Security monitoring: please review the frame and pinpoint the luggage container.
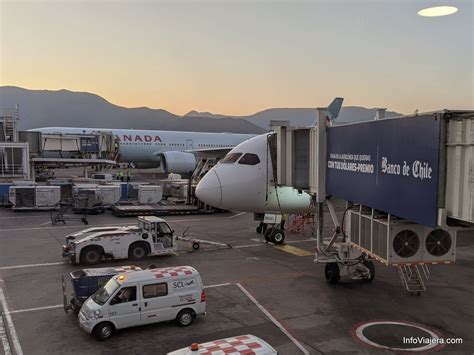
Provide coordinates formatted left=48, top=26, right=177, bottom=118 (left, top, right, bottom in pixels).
left=72, top=184, right=120, bottom=208
left=62, top=265, right=142, bottom=313
left=0, top=183, right=12, bottom=206
left=9, top=185, right=61, bottom=210
left=137, top=185, right=162, bottom=204
left=90, top=173, right=113, bottom=181
left=96, top=184, right=121, bottom=205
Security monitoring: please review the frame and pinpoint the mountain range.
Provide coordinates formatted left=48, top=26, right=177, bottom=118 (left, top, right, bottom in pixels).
left=0, top=86, right=402, bottom=133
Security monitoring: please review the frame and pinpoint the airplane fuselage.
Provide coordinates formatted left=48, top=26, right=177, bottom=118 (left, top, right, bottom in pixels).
left=32, top=127, right=256, bottom=164
left=196, top=133, right=317, bottom=214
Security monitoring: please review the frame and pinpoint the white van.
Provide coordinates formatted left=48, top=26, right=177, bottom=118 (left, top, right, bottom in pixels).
left=168, top=334, right=278, bottom=354
left=79, top=266, right=206, bottom=340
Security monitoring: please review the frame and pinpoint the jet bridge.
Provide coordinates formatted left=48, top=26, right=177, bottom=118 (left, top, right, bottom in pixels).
left=271, top=109, right=474, bottom=293
left=1, top=107, right=119, bottom=182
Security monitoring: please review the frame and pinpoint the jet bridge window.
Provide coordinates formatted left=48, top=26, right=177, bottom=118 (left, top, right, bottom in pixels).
left=220, top=153, right=242, bottom=164
left=238, top=153, right=260, bottom=166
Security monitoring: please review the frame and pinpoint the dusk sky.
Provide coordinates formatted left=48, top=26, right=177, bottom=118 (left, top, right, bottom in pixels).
left=1, top=0, right=472, bottom=116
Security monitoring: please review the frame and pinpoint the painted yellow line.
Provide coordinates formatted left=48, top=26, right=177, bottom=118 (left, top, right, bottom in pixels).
left=274, top=244, right=313, bottom=257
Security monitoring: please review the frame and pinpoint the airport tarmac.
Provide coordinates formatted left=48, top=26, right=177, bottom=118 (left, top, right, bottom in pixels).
left=0, top=206, right=473, bottom=354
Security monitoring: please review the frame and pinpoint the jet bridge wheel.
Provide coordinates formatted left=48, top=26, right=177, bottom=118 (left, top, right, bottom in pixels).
left=362, top=259, right=375, bottom=282
left=325, top=263, right=340, bottom=284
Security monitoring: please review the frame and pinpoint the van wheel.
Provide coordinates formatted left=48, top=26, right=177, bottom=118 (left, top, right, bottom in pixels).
left=176, top=309, right=194, bottom=327
left=93, top=322, right=114, bottom=341
left=129, top=243, right=147, bottom=260
left=80, top=246, right=102, bottom=265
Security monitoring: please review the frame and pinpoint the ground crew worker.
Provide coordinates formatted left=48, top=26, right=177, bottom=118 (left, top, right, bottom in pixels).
left=126, top=171, right=131, bottom=182
left=117, top=171, right=124, bottom=181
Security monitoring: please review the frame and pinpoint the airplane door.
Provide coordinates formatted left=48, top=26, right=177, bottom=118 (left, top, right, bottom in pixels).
left=186, top=139, right=194, bottom=150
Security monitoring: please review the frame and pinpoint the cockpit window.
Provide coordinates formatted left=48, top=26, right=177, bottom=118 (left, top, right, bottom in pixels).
left=220, top=153, right=242, bottom=164
left=238, top=153, right=260, bottom=166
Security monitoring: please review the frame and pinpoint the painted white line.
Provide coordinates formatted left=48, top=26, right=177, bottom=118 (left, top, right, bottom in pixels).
left=0, top=262, right=67, bottom=271
left=0, top=238, right=317, bottom=271
left=203, top=283, right=231, bottom=289
left=0, top=216, right=49, bottom=219
left=0, top=280, right=23, bottom=355
left=0, top=213, right=246, bottom=233
left=236, top=283, right=309, bottom=355
left=234, top=243, right=264, bottom=249
left=7, top=305, right=63, bottom=315
left=0, top=222, right=133, bottom=233
left=287, top=238, right=316, bottom=244
left=227, top=212, right=247, bottom=219
left=169, top=215, right=245, bottom=224
left=0, top=315, right=12, bottom=355
left=234, top=238, right=316, bottom=249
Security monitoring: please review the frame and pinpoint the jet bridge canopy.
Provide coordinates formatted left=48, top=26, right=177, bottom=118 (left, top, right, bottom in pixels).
left=273, top=110, right=474, bottom=229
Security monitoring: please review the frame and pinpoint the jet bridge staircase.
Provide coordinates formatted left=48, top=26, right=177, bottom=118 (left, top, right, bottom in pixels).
left=397, top=264, right=430, bottom=295
left=192, top=158, right=217, bottom=183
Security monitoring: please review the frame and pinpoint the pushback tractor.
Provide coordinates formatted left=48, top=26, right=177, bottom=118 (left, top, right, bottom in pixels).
left=62, top=216, right=177, bottom=265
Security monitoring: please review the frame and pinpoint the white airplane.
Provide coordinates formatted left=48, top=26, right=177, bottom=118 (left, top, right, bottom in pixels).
left=195, top=98, right=344, bottom=244
left=31, top=127, right=256, bottom=173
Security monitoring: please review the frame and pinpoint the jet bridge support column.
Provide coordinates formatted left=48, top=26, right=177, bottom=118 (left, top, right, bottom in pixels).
left=313, top=108, right=328, bottom=254
left=309, top=108, right=375, bottom=284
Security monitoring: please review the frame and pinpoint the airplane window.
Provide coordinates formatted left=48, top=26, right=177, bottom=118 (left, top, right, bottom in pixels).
left=220, top=153, right=242, bottom=164
left=238, top=153, right=260, bottom=166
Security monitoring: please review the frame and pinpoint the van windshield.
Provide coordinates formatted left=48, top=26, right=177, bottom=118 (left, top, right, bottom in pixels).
left=92, top=278, right=120, bottom=305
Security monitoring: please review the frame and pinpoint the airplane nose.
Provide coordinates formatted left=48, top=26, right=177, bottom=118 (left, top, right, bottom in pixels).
left=196, top=170, right=222, bottom=208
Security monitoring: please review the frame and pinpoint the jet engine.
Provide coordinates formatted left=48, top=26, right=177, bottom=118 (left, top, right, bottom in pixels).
left=158, top=151, right=197, bottom=174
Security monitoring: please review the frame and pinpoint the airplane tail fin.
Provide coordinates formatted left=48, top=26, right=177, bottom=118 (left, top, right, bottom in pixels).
left=312, top=97, right=344, bottom=127
left=327, top=97, right=344, bottom=121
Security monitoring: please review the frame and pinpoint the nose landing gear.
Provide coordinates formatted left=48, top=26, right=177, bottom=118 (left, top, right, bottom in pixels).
left=263, top=228, right=285, bottom=244
left=255, top=214, right=286, bottom=245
